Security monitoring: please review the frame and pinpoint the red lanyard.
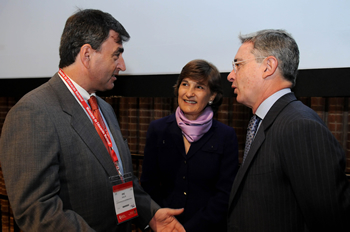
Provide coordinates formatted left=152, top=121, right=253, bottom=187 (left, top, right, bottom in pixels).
left=58, top=69, right=119, bottom=163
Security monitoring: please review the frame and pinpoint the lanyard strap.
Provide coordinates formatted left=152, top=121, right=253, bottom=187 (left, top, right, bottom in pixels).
left=58, top=69, right=124, bottom=181
left=59, top=69, right=113, bottom=150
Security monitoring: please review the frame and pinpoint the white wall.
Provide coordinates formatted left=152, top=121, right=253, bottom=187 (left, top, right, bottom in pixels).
left=0, top=0, right=349, bottom=78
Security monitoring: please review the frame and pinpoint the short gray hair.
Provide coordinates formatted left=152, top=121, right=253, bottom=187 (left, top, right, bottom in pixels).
left=239, top=29, right=299, bottom=87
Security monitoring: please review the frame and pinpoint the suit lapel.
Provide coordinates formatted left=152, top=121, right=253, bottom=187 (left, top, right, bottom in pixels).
left=228, top=93, right=298, bottom=209
left=49, top=74, right=118, bottom=177
left=228, top=125, right=266, bottom=208
left=98, top=99, right=131, bottom=173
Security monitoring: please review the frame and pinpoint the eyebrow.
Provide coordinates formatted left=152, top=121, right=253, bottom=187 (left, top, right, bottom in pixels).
left=183, top=78, right=207, bottom=86
left=112, top=47, right=124, bottom=56
left=196, top=80, right=208, bottom=85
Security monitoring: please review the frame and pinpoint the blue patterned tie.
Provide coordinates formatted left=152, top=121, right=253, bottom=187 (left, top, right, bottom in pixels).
left=242, top=115, right=261, bottom=164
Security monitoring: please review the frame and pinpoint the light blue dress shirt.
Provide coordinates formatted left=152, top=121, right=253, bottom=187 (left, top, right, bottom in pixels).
left=255, top=88, right=291, bottom=133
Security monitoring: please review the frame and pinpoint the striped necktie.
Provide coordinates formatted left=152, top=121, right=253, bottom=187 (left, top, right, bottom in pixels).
left=242, top=114, right=261, bottom=164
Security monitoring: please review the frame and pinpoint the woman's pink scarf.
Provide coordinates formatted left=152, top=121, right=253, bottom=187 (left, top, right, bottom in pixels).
left=175, top=106, right=213, bottom=143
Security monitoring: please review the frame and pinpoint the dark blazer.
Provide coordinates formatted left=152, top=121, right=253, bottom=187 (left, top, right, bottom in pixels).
left=227, top=93, right=350, bottom=232
left=141, top=113, right=239, bottom=232
left=0, top=73, right=160, bottom=232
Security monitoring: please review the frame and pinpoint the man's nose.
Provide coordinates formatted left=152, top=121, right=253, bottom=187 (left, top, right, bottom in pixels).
left=117, top=55, right=126, bottom=71
left=227, top=70, right=236, bottom=82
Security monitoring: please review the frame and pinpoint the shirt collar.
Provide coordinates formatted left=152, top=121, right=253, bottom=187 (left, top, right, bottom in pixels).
left=255, top=88, right=291, bottom=120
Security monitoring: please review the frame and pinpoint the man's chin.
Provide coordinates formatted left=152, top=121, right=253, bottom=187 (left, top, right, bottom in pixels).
left=108, top=83, right=115, bottom=90
left=236, top=95, right=243, bottom=104
left=98, top=83, right=115, bottom=93
left=108, top=78, right=116, bottom=89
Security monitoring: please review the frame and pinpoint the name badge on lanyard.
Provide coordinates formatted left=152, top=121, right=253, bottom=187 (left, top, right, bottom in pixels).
left=110, top=173, right=138, bottom=224
left=59, top=69, right=137, bottom=223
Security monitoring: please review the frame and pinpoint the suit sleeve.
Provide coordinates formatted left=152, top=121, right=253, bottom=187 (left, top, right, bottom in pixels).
left=122, top=135, right=161, bottom=229
left=183, top=126, right=239, bottom=231
left=0, top=98, right=95, bottom=231
left=131, top=175, right=161, bottom=228
left=100, top=101, right=161, bottom=229
left=280, top=118, right=350, bottom=231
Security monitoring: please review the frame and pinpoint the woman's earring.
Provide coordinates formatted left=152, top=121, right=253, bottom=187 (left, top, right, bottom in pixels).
left=208, top=100, right=213, bottom=105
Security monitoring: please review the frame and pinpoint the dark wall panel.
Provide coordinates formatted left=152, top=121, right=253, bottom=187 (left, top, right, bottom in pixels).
left=1, top=68, right=349, bottom=98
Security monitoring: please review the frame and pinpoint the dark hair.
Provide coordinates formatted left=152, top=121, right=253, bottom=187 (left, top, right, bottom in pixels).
left=239, top=29, right=299, bottom=87
left=174, top=59, right=223, bottom=114
left=59, top=9, right=130, bottom=68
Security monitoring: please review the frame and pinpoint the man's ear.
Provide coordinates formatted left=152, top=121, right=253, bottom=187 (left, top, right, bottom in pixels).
left=80, top=44, right=93, bottom=69
left=262, top=56, right=278, bottom=79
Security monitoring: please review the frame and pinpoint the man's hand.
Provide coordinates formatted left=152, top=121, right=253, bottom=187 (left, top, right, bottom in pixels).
left=149, top=208, right=185, bottom=232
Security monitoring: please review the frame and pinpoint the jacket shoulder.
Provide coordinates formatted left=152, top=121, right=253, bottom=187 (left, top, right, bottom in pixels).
left=149, top=114, right=175, bottom=127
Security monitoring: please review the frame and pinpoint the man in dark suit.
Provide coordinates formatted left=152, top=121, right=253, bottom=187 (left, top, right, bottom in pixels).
left=0, top=9, right=184, bottom=232
left=226, top=29, right=350, bottom=231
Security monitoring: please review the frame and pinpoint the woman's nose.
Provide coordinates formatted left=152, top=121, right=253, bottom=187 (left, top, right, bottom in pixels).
left=186, top=87, right=195, bottom=97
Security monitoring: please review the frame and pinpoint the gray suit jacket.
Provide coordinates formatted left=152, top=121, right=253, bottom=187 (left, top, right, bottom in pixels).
left=227, top=93, right=350, bottom=232
left=0, top=73, right=160, bottom=231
